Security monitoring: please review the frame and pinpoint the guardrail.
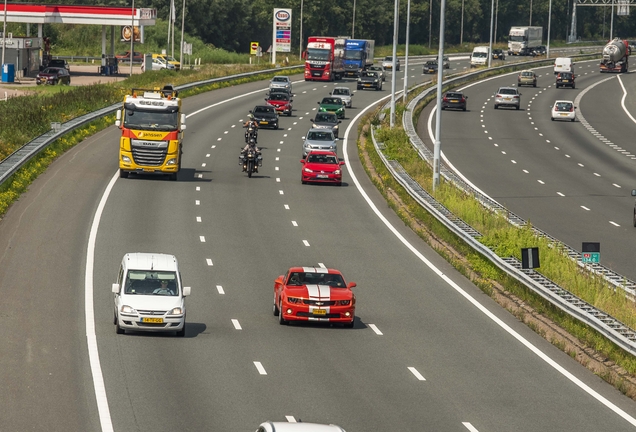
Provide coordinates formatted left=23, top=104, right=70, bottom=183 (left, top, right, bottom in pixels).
left=370, top=52, right=636, bottom=356
left=0, top=64, right=302, bottom=186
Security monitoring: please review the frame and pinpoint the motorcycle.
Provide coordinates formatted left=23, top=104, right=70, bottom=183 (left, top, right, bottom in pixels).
left=239, top=145, right=262, bottom=178
left=244, top=126, right=258, bottom=143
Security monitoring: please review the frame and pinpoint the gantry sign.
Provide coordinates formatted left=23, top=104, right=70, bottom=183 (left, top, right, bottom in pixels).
left=569, top=0, right=631, bottom=42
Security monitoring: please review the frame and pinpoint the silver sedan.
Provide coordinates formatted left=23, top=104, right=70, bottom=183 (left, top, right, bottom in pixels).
left=270, top=75, right=292, bottom=92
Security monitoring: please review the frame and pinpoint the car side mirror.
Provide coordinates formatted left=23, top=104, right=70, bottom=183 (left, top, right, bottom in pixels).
left=183, top=286, right=191, bottom=296
left=347, top=282, right=357, bottom=288
left=112, top=283, right=120, bottom=294
left=300, top=159, right=305, bottom=164
left=339, top=161, right=345, bottom=166
left=275, top=276, right=284, bottom=284
left=317, top=102, right=321, bottom=104
left=264, top=98, right=267, bottom=101
left=338, top=120, right=342, bottom=124
left=290, top=99, right=293, bottom=102
left=249, top=110, right=253, bottom=113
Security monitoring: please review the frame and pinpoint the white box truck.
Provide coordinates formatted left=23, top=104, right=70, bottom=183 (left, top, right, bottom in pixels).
left=508, top=26, right=543, bottom=56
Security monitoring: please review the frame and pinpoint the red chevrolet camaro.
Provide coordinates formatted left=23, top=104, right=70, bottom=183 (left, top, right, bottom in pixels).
left=300, top=151, right=344, bottom=186
left=273, top=267, right=356, bottom=327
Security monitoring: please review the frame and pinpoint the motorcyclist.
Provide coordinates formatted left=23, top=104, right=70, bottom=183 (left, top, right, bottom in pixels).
left=240, top=138, right=261, bottom=172
left=243, top=114, right=259, bottom=143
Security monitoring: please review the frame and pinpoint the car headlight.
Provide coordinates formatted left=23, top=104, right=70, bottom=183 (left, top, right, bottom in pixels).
left=357, top=78, right=361, bottom=82
left=334, top=170, right=341, bottom=175
left=333, top=125, right=339, bottom=130
left=312, top=123, right=318, bottom=128
left=168, top=307, right=184, bottom=315
left=122, top=155, right=131, bottom=163
left=166, top=158, right=177, bottom=166
left=121, top=305, right=137, bottom=314
left=287, top=297, right=303, bottom=304
left=374, top=79, right=378, bottom=82
left=335, top=299, right=350, bottom=305
left=304, top=167, right=313, bottom=173
left=337, top=107, right=343, bottom=112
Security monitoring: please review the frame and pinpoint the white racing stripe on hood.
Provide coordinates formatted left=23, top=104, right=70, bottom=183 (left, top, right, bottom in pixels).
left=305, top=285, right=331, bottom=300
left=302, top=266, right=316, bottom=273
left=305, top=284, right=320, bottom=299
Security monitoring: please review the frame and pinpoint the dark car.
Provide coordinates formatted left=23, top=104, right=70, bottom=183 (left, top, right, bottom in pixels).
left=492, top=49, right=506, bottom=60
left=311, top=112, right=341, bottom=138
left=36, top=67, right=71, bottom=85
left=356, top=70, right=382, bottom=91
left=267, top=87, right=293, bottom=98
left=556, top=71, right=575, bottom=89
left=534, top=45, right=547, bottom=56
left=441, top=91, right=467, bottom=111
left=116, top=51, right=143, bottom=63
left=424, top=60, right=438, bottom=74
left=47, top=59, right=70, bottom=72
left=250, top=105, right=279, bottom=129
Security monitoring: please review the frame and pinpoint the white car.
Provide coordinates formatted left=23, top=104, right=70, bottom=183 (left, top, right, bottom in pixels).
left=256, top=422, right=346, bottom=432
left=112, top=253, right=191, bottom=337
left=330, top=87, right=353, bottom=108
left=151, top=57, right=175, bottom=70
left=381, top=55, right=400, bottom=71
left=551, top=100, right=576, bottom=122
left=270, top=75, right=292, bottom=92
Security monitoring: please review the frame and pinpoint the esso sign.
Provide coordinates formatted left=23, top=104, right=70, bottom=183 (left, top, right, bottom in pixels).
left=275, top=10, right=290, bottom=21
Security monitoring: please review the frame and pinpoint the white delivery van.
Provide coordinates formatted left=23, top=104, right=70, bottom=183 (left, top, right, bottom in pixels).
left=554, top=57, right=574, bottom=74
left=112, top=253, right=191, bottom=337
left=470, top=46, right=490, bottom=68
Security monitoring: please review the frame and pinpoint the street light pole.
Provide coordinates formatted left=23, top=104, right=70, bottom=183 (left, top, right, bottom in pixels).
left=488, top=0, right=494, bottom=68
left=402, top=0, right=411, bottom=104
left=529, top=0, right=533, bottom=26
left=610, top=0, right=615, bottom=40
left=433, top=0, right=446, bottom=190
left=130, top=0, right=134, bottom=76
left=1, top=0, right=7, bottom=68
left=179, top=0, right=185, bottom=67
left=352, top=0, right=356, bottom=39
left=428, top=0, right=432, bottom=49
left=460, top=0, right=464, bottom=46
left=299, top=0, right=303, bottom=57
left=546, top=0, right=552, bottom=59
left=390, top=0, right=399, bottom=128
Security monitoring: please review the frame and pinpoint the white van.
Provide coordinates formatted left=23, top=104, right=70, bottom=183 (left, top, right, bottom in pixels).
left=554, top=57, right=574, bottom=74
left=112, top=253, right=191, bottom=337
left=470, top=46, right=490, bottom=68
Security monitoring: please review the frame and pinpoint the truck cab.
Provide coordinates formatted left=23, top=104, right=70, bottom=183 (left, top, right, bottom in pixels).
left=470, top=47, right=490, bottom=68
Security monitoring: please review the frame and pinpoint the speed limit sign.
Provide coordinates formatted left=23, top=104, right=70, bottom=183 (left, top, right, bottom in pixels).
left=250, top=42, right=259, bottom=55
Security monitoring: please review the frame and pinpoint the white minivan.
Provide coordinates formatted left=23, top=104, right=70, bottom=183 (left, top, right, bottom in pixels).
left=112, top=253, right=191, bottom=337
left=470, top=46, right=490, bottom=68
left=554, top=57, right=574, bottom=74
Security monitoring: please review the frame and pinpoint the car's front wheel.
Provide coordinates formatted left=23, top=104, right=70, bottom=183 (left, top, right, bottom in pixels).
left=176, top=322, right=186, bottom=337
left=278, top=301, right=288, bottom=325
left=273, top=297, right=280, bottom=316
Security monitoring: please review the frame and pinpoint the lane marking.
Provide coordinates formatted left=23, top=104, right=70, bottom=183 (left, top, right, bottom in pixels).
left=216, top=285, right=225, bottom=294
left=408, top=367, right=426, bottom=381
left=610, top=221, right=620, bottom=227
left=206, top=259, right=213, bottom=266
left=279, top=190, right=284, bottom=195
left=286, top=416, right=297, bottom=423
left=196, top=186, right=200, bottom=191
left=232, top=319, right=242, bottom=330
left=284, top=204, right=290, bottom=209
left=463, top=423, right=480, bottom=432
left=254, top=361, right=267, bottom=375
left=195, top=200, right=200, bottom=205
left=196, top=217, right=202, bottom=222
left=318, top=262, right=326, bottom=268
left=369, top=324, right=383, bottom=335
left=292, top=221, right=298, bottom=226
left=200, top=236, right=206, bottom=242
left=581, top=206, right=590, bottom=211
left=206, top=154, right=210, bottom=157
left=303, top=240, right=310, bottom=246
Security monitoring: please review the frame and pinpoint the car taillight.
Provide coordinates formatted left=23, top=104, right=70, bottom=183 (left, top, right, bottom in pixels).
left=496, top=94, right=502, bottom=98
left=570, top=107, right=574, bottom=112
left=443, top=97, right=448, bottom=102
left=461, top=97, right=465, bottom=102
left=513, top=95, right=519, bottom=99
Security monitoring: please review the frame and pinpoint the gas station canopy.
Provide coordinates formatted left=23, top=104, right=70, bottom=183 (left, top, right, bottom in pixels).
left=0, top=4, right=156, bottom=26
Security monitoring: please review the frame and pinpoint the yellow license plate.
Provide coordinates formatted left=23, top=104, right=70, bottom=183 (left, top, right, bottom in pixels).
left=560, top=113, right=568, bottom=116
left=563, top=80, right=569, bottom=82
left=141, top=317, right=164, bottom=323
left=450, top=100, right=459, bottom=103
left=312, top=309, right=326, bottom=315
left=260, top=121, right=268, bottom=125
left=143, top=169, right=155, bottom=172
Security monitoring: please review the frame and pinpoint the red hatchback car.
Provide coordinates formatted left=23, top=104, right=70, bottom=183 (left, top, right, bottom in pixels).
left=265, top=92, right=293, bottom=116
left=300, top=151, right=344, bottom=186
left=273, top=267, right=357, bottom=327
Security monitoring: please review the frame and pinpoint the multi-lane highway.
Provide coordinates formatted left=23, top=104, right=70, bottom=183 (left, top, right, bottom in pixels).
left=420, top=60, right=636, bottom=282
left=3, top=54, right=636, bottom=431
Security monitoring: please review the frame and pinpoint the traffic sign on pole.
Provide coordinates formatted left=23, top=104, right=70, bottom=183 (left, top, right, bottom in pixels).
left=250, top=42, right=259, bottom=55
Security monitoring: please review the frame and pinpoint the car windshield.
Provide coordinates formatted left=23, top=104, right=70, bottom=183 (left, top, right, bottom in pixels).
left=42, top=68, right=60, bottom=74
left=123, top=107, right=179, bottom=131
left=307, top=154, right=339, bottom=164
left=287, top=272, right=346, bottom=287
left=124, top=270, right=178, bottom=296
left=49, top=60, right=65, bottom=66
left=426, top=61, right=437, bottom=66
left=555, top=102, right=573, bottom=111
left=269, top=93, right=289, bottom=101
left=521, top=72, right=534, bottom=76
left=307, top=131, right=334, bottom=141
left=272, top=77, right=288, bottom=83
left=315, top=113, right=337, bottom=123
left=446, top=93, right=462, bottom=98
left=368, top=66, right=381, bottom=71
left=362, top=71, right=377, bottom=78
left=560, top=73, right=573, bottom=79
left=332, top=88, right=350, bottom=96
left=384, top=56, right=393, bottom=61
left=254, top=106, right=274, bottom=114
left=498, top=88, right=517, bottom=95
left=321, top=98, right=342, bottom=105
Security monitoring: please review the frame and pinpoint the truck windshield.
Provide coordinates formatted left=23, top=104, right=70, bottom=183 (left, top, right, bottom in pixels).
left=473, top=52, right=487, bottom=58
left=124, top=107, right=179, bottom=131
left=307, top=48, right=330, bottom=61
left=509, top=35, right=526, bottom=42
left=344, top=50, right=363, bottom=60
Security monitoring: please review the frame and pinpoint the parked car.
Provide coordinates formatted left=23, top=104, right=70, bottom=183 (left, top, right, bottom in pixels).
left=492, top=49, right=506, bottom=60
left=151, top=57, right=175, bottom=70
left=441, top=91, right=467, bottom=111
left=152, top=53, right=180, bottom=70
left=36, top=67, right=71, bottom=85
left=311, top=112, right=341, bottom=138
left=367, top=65, right=386, bottom=81
left=115, top=51, right=143, bottom=63
left=250, top=105, right=279, bottom=129
left=518, top=70, right=537, bottom=87
left=550, top=100, right=576, bottom=122
left=494, top=87, right=521, bottom=110
left=556, top=71, right=575, bottom=89
left=300, top=151, right=345, bottom=186
left=47, top=59, right=70, bottom=72
left=382, top=55, right=400, bottom=71
left=330, top=87, right=353, bottom=108
left=302, top=128, right=339, bottom=157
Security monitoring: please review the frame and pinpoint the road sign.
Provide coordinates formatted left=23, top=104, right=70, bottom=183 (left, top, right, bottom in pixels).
left=582, top=252, right=600, bottom=264
left=250, top=42, right=259, bottom=55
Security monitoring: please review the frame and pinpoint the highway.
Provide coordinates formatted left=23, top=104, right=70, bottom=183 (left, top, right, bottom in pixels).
left=420, top=60, right=636, bottom=282
left=2, top=54, right=636, bottom=431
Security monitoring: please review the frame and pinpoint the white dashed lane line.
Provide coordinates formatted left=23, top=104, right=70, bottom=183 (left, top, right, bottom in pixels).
left=303, top=240, right=310, bottom=246
left=216, top=285, right=225, bottom=294
left=196, top=217, right=201, bottom=222
left=206, top=259, right=213, bottom=266
left=254, top=362, right=267, bottom=375
left=284, top=204, right=290, bottom=209
left=286, top=416, right=297, bottom=423
left=195, top=200, right=200, bottom=205
left=369, top=324, right=383, bottom=335
left=232, top=319, right=242, bottom=330
left=199, top=236, right=206, bottom=243
left=463, top=423, right=480, bottom=432
left=292, top=221, right=298, bottom=227
left=408, top=367, right=426, bottom=381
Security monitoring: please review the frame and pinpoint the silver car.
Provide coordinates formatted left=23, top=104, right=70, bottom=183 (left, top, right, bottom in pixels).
left=381, top=55, right=400, bottom=71
left=302, top=128, right=338, bottom=157
left=330, top=87, right=353, bottom=108
left=256, top=422, right=346, bottom=432
left=494, top=86, right=521, bottom=110
left=270, top=75, right=292, bottom=92
left=367, top=65, right=386, bottom=81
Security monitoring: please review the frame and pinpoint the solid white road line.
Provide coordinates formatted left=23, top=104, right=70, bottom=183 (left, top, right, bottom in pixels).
left=216, top=285, right=225, bottom=294
left=369, top=324, right=383, bottom=335
left=408, top=367, right=426, bottom=381
left=232, top=319, right=242, bottom=330
left=254, top=361, right=267, bottom=375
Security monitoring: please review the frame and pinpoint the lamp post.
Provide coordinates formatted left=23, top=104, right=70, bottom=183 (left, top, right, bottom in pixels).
left=488, top=0, right=494, bottom=68
left=390, top=0, right=399, bottom=128
left=432, top=0, right=446, bottom=190
left=130, top=0, right=134, bottom=76
left=460, top=0, right=464, bottom=45
left=299, top=0, right=303, bottom=56
left=428, top=0, right=432, bottom=48
left=610, top=0, right=615, bottom=40
left=546, top=0, right=552, bottom=59
left=529, top=0, right=533, bottom=25
left=352, top=0, right=356, bottom=38
left=179, top=0, right=185, bottom=67
left=402, top=0, right=411, bottom=104
left=1, top=0, right=7, bottom=68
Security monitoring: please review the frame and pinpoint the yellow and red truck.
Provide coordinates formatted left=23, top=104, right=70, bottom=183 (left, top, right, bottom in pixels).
left=115, top=86, right=186, bottom=180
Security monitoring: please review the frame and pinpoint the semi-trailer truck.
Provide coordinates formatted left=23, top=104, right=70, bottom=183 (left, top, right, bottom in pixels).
left=343, top=39, right=375, bottom=77
left=600, top=38, right=630, bottom=73
left=303, top=36, right=346, bottom=81
left=508, top=26, right=543, bottom=56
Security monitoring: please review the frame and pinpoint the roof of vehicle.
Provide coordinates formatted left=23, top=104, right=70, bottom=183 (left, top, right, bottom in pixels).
left=320, top=97, right=343, bottom=104
left=258, top=421, right=346, bottom=432
left=123, top=253, right=178, bottom=272
left=40, top=67, right=65, bottom=73
left=253, top=105, right=276, bottom=113
left=519, top=70, right=536, bottom=75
